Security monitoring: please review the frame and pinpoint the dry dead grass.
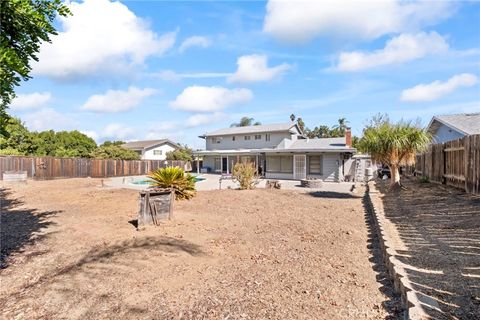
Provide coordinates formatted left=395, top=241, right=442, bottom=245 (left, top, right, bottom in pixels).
left=1, top=178, right=401, bottom=319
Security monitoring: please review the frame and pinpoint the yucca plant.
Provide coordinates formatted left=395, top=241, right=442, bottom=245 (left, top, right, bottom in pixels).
left=148, top=167, right=196, bottom=200
left=358, top=117, right=430, bottom=188
left=232, top=162, right=259, bottom=190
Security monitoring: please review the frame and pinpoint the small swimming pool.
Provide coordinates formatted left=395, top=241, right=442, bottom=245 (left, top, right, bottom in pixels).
left=131, top=176, right=205, bottom=185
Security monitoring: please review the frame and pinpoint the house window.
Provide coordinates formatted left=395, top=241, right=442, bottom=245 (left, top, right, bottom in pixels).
left=255, top=134, right=261, bottom=140
left=153, top=150, right=163, bottom=155
left=266, top=156, right=293, bottom=173
left=214, top=158, right=221, bottom=171
left=211, top=137, right=221, bottom=144
left=308, top=155, right=322, bottom=174
left=232, top=136, right=236, bottom=141
left=265, top=134, right=271, bottom=141
left=244, top=136, right=251, bottom=140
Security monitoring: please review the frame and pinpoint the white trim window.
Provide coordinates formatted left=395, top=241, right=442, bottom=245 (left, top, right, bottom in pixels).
left=265, top=134, right=271, bottom=141
left=244, top=135, right=251, bottom=140
left=308, top=155, right=323, bottom=174
left=211, top=137, right=221, bottom=144
left=232, top=136, right=236, bottom=141
left=153, top=150, right=163, bottom=155
left=254, top=134, right=261, bottom=140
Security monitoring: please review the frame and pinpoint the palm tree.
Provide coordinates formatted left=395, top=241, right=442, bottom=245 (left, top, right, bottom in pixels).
left=332, top=117, right=349, bottom=136
left=230, top=117, right=261, bottom=127
left=358, top=119, right=430, bottom=188
left=148, top=167, right=196, bottom=200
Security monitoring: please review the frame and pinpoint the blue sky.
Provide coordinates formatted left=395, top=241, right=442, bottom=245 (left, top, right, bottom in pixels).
left=9, top=0, right=480, bottom=149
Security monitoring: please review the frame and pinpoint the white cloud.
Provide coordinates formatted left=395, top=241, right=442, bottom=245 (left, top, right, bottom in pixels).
left=228, top=54, right=291, bottom=83
left=23, top=108, right=74, bottom=131
left=336, top=32, right=448, bottom=72
left=401, top=73, right=478, bottom=102
left=10, top=92, right=52, bottom=110
left=102, top=123, right=136, bottom=140
left=152, top=70, right=230, bottom=82
left=170, top=86, right=253, bottom=112
left=80, top=130, right=99, bottom=141
left=263, top=0, right=453, bottom=43
left=186, top=112, right=227, bottom=127
left=33, top=0, right=177, bottom=79
left=179, top=36, right=211, bottom=53
left=81, top=87, right=157, bottom=113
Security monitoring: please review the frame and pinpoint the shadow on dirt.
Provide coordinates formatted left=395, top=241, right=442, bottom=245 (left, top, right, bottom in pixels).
left=362, top=189, right=404, bottom=319
left=378, top=178, right=480, bottom=319
left=0, top=188, right=59, bottom=269
left=307, top=191, right=362, bottom=199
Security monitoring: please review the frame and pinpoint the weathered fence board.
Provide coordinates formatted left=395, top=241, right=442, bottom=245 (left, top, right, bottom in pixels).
left=415, top=134, right=480, bottom=194
left=0, top=156, right=185, bottom=180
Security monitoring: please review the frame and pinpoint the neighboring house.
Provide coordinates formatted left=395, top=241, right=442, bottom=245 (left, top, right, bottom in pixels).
left=122, top=139, right=181, bottom=160
left=427, top=113, right=480, bottom=143
left=193, top=123, right=356, bottom=182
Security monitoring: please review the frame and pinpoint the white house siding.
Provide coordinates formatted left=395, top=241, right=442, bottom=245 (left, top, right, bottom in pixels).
left=205, top=131, right=296, bottom=150
left=432, top=123, right=465, bottom=143
left=264, top=153, right=343, bottom=182
left=142, top=144, right=177, bottom=160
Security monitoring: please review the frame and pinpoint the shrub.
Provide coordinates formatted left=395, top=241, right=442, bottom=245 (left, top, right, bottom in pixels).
left=419, top=176, right=430, bottom=183
left=232, top=162, right=259, bottom=190
left=148, top=167, right=196, bottom=200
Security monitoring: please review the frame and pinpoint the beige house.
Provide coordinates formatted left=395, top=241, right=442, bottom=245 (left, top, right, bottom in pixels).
left=193, top=123, right=356, bottom=182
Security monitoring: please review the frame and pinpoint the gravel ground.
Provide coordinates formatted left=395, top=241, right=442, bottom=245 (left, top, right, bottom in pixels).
left=1, top=178, right=401, bottom=319
left=379, top=178, right=480, bottom=319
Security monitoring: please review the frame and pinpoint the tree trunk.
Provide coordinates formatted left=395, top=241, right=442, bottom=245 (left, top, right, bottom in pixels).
left=389, top=164, right=401, bottom=188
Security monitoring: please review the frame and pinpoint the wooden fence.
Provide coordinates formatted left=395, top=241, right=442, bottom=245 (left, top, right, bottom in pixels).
left=0, top=156, right=186, bottom=180
left=415, top=134, right=480, bottom=194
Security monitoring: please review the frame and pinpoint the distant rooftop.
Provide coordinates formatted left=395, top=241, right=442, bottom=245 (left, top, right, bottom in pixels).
left=122, top=139, right=179, bottom=150
left=202, top=122, right=299, bottom=137
left=429, top=113, right=480, bottom=135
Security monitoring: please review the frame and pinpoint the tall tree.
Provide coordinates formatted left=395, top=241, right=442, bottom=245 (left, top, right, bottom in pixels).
left=331, top=117, right=349, bottom=136
left=0, top=0, right=71, bottom=113
left=230, top=117, right=261, bottom=127
left=358, top=118, right=430, bottom=188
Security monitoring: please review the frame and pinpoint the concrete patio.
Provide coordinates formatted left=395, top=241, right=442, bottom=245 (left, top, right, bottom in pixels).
left=104, top=173, right=356, bottom=194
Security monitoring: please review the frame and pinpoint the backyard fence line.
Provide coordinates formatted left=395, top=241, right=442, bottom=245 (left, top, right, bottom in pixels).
left=415, top=134, right=480, bottom=194
left=0, top=156, right=186, bottom=180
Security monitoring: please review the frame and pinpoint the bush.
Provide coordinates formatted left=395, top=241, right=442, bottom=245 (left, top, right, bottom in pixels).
left=148, top=167, right=196, bottom=200
left=419, top=176, right=430, bottom=183
left=232, top=162, right=259, bottom=190
left=166, top=148, right=193, bottom=161
left=90, top=145, right=140, bottom=160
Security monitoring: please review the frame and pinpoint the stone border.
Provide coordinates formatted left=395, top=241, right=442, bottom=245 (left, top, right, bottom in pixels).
left=366, top=183, right=440, bottom=320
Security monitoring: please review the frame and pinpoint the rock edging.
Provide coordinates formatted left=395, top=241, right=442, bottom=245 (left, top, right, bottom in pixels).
left=366, top=183, right=438, bottom=320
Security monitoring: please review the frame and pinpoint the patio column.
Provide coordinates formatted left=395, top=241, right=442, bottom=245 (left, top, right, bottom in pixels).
left=255, top=155, right=258, bottom=173
left=196, top=155, right=200, bottom=174
left=227, top=156, right=229, bottom=174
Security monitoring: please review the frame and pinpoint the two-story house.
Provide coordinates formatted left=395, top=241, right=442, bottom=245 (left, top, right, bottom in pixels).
left=193, top=122, right=356, bottom=182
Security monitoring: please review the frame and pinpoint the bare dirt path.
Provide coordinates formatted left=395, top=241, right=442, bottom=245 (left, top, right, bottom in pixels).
left=1, top=179, right=401, bottom=319
left=379, top=178, right=480, bottom=319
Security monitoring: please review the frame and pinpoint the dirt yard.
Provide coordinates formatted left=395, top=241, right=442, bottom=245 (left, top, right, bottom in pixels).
left=1, top=179, right=401, bottom=319
left=379, top=178, right=480, bottom=319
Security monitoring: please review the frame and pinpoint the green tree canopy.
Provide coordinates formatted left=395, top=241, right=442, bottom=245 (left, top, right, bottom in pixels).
left=1, top=0, right=71, bottom=113
left=90, top=145, right=140, bottom=160
left=230, top=117, right=261, bottom=127
left=166, top=146, right=193, bottom=161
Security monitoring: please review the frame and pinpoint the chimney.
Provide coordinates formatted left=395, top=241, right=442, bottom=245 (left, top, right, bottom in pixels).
left=345, top=127, right=352, bottom=147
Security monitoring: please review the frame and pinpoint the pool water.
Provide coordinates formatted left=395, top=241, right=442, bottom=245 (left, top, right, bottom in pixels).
left=131, top=176, right=205, bottom=185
